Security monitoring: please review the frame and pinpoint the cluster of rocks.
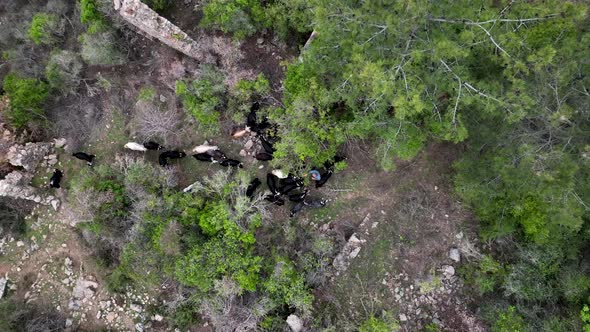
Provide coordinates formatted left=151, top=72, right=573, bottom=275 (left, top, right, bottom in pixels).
left=6, top=142, right=53, bottom=171
left=380, top=232, right=470, bottom=330
left=0, top=139, right=65, bottom=210
left=95, top=287, right=160, bottom=331
left=331, top=213, right=377, bottom=276
left=237, top=133, right=267, bottom=163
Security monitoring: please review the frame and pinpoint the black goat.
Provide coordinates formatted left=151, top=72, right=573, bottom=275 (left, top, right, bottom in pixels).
left=143, top=141, right=164, bottom=150
left=290, top=201, right=305, bottom=217
left=208, top=149, right=226, bottom=162
left=280, top=174, right=303, bottom=188
left=49, top=169, right=63, bottom=188
left=159, top=151, right=186, bottom=167
left=288, top=189, right=308, bottom=202
left=220, top=159, right=243, bottom=168
left=260, top=136, right=275, bottom=154
left=267, top=173, right=279, bottom=195
left=304, top=198, right=327, bottom=208
left=193, top=153, right=216, bottom=163
left=315, top=170, right=333, bottom=188
left=255, top=152, right=273, bottom=161
left=279, top=182, right=299, bottom=195
left=264, top=194, right=284, bottom=206
left=246, top=178, right=261, bottom=198
left=73, top=152, right=95, bottom=166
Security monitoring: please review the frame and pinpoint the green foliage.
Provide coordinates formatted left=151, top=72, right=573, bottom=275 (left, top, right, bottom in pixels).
left=28, top=13, right=59, bottom=45
left=491, top=306, right=526, bottom=332
left=2, top=73, right=49, bottom=129
left=201, top=0, right=268, bottom=39
left=175, top=201, right=261, bottom=292
left=79, top=0, right=107, bottom=34
left=262, top=257, right=313, bottom=315
left=137, top=87, right=156, bottom=102
left=358, top=312, right=400, bottom=332
left=176, top=65, right=226, bottom=134
left=45, top=50, right=83, bottom=95
left=266, top=0, right=313, bottom=39
left=581, top=305, right=590, bottom=332
left=143, top=0, right=170, bottom=12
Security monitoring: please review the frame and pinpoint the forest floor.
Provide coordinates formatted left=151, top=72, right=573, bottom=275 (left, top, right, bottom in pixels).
left=0, top=1, right=486, bottom=331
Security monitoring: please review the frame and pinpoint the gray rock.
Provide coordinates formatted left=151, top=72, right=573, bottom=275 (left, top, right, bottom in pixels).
left=399, top=313, right=408, bottom=322
left=65, top=319, right=73, bottom=328
left=442, top=265, right=455, bottom=277
left=244, top=140, right=254, bottom=150
left=286, top=314, right=303, bottom=332
left=135, top=323, right=144, bottom=332
left=54, top=138, right=67, bottom=148
left=0, top=277, right=6, bottom=299
left=449, top=248, right=460, bottom=262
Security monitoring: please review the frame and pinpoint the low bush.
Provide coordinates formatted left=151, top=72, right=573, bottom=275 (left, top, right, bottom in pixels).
left=358, top=312, right=399, bottom=332
left=79, top=0, right=107, bottom=34
left=80, top=31, right=126, bottom=65
left=201, top=0, right=267, bottom=39
left=2, top=72, right=49, bottom=129
left=27, top=13, right=61, bottom=45
left=176, top=65, right=226, bottom=134
left=45, top=50, right=83, bottom=95
left=143, top=0, right=170, bottom=12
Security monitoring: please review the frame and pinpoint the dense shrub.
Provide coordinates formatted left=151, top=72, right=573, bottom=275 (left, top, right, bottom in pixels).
left=201, top=0, right=267, bottom=39
left=175, top=65, right=226, bottom=134
left=2, top=73, right=49, bottom=129
left=27, top=13, right=60, bottom=45
left=79, top=0, right=107, bottom=34
left=358, top=312, right=399, bottom=332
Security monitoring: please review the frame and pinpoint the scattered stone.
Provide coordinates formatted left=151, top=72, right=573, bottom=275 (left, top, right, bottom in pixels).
left=106, top=312, right=117, bottom=323
left=239, top=149, right=247, bottom=157
left=16, top=241, right=24, bottom=247
left=257, top=38, right=264, bottom=45
left=54, top=138, right=67, bottom=148
left=244, top=140, right=254, bottom=150
left=153, top=314, right=163, bottom=322
left=349, top=247, right=361, bottom=259
left=72, top=279, right=98, bottom=299
left=286, top=314, right=303, bottom=332
left=399, top=313, right=408, bottom=322
left=449, top=248, right=461, bottom=262
left=130, top=303, right=143, bottom=312
left=0, top=277, right=6, bottom=299
left=442, top=265, right=455, bottom=277
left=135, top=323, right=144, bottom=332
left=65, top=319, right=73, bottom=328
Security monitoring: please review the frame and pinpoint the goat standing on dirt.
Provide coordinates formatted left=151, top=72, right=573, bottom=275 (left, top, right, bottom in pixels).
left=73, top=152, right=95, bottom=166
left=49, top=169, right=63, bottom=188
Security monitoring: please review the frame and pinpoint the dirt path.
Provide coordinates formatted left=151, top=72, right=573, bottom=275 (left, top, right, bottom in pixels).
left=295, top=142, right=486, bottom=331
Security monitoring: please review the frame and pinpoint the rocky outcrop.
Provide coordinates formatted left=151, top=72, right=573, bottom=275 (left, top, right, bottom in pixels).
left=7, top=142, right=52, bottom=172
left=332, top=213, right=375, bottom=276
left=0, top=140, right=63, bottom=210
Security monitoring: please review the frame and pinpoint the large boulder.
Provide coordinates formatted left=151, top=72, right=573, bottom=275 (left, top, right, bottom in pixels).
left=286, top=315, right=303, bottom=332
left=6, top=142, right=52, bottom=172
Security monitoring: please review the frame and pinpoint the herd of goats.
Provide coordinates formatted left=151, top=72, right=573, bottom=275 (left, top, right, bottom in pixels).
left=48, top=103, right=344, bottom=217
